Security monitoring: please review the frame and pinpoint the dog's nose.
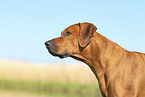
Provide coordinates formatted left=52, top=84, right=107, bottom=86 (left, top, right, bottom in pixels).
left=45, top=40, right=51, bottom=47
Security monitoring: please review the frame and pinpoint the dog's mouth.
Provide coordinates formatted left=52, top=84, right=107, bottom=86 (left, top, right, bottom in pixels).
left=45, top=43, right=69, bottom=59
left=48, top=50, right=68, bottom=59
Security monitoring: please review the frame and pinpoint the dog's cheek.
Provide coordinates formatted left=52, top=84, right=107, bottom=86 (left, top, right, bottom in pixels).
left=56, top=39, right=68, bottom=53
left=73, top=44, right=80, bottom=53
left=67, top=37, right=79, bottom=54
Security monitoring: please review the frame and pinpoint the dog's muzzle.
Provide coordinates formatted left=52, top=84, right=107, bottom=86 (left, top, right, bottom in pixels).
left=45, top=40, right=68, bottom=59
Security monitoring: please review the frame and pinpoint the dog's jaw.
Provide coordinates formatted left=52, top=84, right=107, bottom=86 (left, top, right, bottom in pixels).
left=47, top=49, right=68, bottom=59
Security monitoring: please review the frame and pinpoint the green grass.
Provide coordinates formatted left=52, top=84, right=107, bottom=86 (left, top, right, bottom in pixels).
left=0, top=79, right=101, bottom=97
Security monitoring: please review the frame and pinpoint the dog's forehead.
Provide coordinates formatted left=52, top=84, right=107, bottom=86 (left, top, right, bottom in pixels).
left=61, top=24, right=79, bottom=34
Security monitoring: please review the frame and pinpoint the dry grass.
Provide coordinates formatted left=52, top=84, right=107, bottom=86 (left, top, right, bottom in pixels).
left=0, top=59, right=97, bottom=84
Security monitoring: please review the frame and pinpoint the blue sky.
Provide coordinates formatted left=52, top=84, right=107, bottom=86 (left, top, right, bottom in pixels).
left=0, top=0, right=145, bottom=63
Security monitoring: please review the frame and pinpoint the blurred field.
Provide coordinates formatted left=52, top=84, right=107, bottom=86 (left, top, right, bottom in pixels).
left=0, top=90, right=48, bottom=97
left=0, top=59, right=101, bottom=97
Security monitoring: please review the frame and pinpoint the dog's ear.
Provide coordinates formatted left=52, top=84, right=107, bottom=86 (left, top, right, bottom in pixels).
left=78, top=23, right=97, bottom=47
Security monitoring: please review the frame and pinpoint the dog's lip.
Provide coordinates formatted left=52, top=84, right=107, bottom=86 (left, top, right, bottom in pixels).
left=48, top=50, right=68, bottom=59
left=45, top=44, right=69, bottom=59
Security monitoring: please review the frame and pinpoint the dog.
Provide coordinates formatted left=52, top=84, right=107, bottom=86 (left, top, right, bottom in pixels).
left=45, top=22, right=145, bottom=97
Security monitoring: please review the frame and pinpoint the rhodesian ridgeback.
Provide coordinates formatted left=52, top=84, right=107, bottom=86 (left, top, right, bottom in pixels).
left=45, top=23, right=145, bottom=97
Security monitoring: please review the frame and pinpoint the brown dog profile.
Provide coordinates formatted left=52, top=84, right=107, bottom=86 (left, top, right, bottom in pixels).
left=45, top=22, right=145, bottom=97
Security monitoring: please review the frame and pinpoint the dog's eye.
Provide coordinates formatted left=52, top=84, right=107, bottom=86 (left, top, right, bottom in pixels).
left=64, top=32, right=71, bottom=36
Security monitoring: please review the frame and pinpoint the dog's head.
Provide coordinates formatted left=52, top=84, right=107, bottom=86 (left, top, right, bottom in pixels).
left=45, top=22, right=97, bottom=59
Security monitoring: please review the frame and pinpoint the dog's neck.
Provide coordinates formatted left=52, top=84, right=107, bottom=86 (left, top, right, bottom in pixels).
left=93, top=32, right=126, bottom=70
left=71, top=32, right=126, bottom=97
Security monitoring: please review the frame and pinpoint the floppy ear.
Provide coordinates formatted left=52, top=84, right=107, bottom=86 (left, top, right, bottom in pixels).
left=78, top=23, right=97, bottom=47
